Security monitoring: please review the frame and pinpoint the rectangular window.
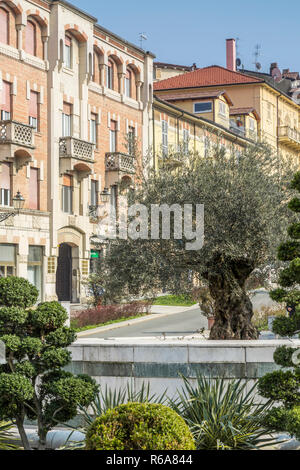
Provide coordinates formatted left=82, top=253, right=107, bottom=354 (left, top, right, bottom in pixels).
left=0, top=244, right=16, bottom=277
left=65, top=36, right=72, bottom=68
left=125, top=70, right=131, bottom=98
left=0, top=162, right=11, bottom=207
left=29, top=168, right=39, bottom=210
left=249, top=117, right=255, bottom=131
left=194, top=102, right=212, bottom=114
left=90, top=113, right=97, bottom=144
left=1, top=81, right=11, bottom=120
left=162, top=120, right=168, bottom=157
left=62, top=174, right=73, bottom=214
left=106, top=62, right=113, bottom=89
left=91, top=180, right=99, bottom=206
left=29, top=91, right=39, bottom=131
left=28, top=246, right=43, bottom=301
left=110, top=185, right=117, bottom=212
left=110, top=120, right=117, bottom=152
left=219, top=101, right=226, bottom=116
left=62, top=102, right=72, bottom=137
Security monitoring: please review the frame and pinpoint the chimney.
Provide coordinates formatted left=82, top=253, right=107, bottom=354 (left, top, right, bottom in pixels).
left=226, top=39, right=236, bottom=72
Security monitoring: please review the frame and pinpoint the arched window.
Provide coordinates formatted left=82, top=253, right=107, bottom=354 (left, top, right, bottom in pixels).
left=25, top=20, right=36, bottom=56
left=125, top=69, right=132, bottom=98
left=106, top=60, right=114, bottom=89
left=0, top=8, right=9, bottom=45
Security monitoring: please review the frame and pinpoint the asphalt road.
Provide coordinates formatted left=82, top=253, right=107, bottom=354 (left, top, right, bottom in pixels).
left=84, top=290, right=276, bottom=339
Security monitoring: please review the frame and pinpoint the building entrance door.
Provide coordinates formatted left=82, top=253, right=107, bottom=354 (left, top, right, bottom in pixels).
left=56, top=243, right=72, bottom=301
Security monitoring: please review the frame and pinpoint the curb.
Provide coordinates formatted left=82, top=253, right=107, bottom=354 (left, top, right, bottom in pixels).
left=77, top=305, right=199, bottom=337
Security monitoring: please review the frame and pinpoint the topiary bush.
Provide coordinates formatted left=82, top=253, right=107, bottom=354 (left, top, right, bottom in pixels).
left=85, top=403, right=196, bottom=450
left=0, top=277, right=38, bottom=308
left=258, top=171, right=300, bottom=439
left=0, top=277, right=98, bottom=450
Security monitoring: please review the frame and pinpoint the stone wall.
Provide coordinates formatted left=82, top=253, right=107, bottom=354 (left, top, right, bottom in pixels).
left=67, top=338, right=300, bottom=398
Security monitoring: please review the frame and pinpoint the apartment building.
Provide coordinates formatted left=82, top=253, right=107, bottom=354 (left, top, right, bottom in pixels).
left=153, top=39, right=300, bottom=166
left=0, top=0, right=154, bottom=303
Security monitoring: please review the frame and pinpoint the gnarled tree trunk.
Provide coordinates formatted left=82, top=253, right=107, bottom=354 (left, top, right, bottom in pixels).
left=206, top=258, right=259, bottom=340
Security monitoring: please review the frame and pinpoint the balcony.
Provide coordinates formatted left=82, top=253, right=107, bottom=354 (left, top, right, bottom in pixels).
left=105, top=152, right=136, bottom=187
left=0, top=120, right=35, bottom=168
left=278, top=126, right=300, bottom=149
left=229, top=120, right=246, bottom=138
left=59, top=137, right=95, bottom=179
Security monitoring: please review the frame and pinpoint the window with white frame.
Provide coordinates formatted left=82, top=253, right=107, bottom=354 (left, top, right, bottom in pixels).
left=249, top=117, right=255, bottom=131
left=0, top=244, right=16, bottom=278
left=62, top=174, right=73, bottom=214
left=62, top=103, right=72, bottom=137
left=65, top=35, right=72, bottom=68
left=106, top=60, right=114, bottom=89
left=162, top=120, right=168, bottom=157
left=194, top=102, right=212, bottom=114
left=0, top=162, right=11, bottom=207
left=29, top=91, right=39, bottom=131
left=219, top=101, right=227, bottom=116
left=90, top=113, right=97, bottom=145
left=110, top=120, right=117, bottom=152
left=125, top=69, right=132, bottom=98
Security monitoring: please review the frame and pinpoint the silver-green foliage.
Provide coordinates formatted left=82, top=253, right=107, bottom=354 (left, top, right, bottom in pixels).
left=169, top=374, right=277, bottom=450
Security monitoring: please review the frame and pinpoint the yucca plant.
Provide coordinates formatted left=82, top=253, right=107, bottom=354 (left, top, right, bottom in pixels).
left=0, top=421, right=19, bottom=450
left=169, top=375, right=278, bottom=450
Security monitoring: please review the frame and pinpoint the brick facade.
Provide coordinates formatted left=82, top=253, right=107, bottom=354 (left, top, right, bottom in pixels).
left=0, top=0, right=154, bottom=303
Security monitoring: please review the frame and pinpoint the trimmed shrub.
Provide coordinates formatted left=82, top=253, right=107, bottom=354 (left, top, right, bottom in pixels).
left=85, top=403, right=196, bottom=450
left=0, top=277, right=38, bottom=308
left=72, top=301, right=151, bottom=328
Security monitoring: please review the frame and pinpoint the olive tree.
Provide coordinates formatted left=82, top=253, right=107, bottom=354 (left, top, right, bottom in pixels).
left=0, top=277, right=98, bottom=450
left=95, top=143, right=294, bottom=339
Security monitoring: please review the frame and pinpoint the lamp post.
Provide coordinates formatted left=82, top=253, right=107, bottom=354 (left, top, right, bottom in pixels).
left=100, top=187, right=110, bottom=204
left=0, top=191, right=25, bottom=223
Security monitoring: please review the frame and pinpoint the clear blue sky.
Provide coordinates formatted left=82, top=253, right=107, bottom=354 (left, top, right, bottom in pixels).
left=70, top=0, right=300, bottom=74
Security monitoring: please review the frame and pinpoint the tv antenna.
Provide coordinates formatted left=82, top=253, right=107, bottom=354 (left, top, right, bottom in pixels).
left=236, top=37, right=242, bottom=69
left=139, top=33, right=148, bottom=49
left=253, top=44, right=262, bottom=71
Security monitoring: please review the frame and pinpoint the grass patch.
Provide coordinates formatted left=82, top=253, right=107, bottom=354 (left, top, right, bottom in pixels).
left=153, top=295, right=197, bottom=307
left=72, top=312, right=149, bottom=332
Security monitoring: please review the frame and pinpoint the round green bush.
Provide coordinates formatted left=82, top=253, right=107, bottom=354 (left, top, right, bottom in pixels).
left=85, top=403, right=196, bottom=450
left=29, top=302, right=68, bottom=332
left=0, top=277, right=38, bottom=308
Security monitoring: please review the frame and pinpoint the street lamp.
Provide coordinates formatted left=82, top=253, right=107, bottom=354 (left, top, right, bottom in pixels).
left=100, top=187, right=111, bottom=204
left=12, top=191, right=25, bottom=212
left=0, top=191, right=25, bottom=223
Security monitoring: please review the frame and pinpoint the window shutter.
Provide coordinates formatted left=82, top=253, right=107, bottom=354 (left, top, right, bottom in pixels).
left=29, top=91, right=38, bottom=118
left=1, top=163, right=10, bottom=190
left=2, top=81, right=11, bottom=113
left=63, top=102, right=72, bottom=115
left=63, top=174, right=72, bottom=187
left=25, top=21, right=36, bottom=56
left=29, top=168, right=39, bottom=210
left=0, top=8, right=8, bottom=45
left=65, top=35, right=71, bottom=47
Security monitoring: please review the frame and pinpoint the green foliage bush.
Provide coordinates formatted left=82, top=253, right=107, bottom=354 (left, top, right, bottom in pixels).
left=0, top=277, right=38, bottom=308
left=259, top=171, right=300, bottom=440
left=0, top=277, right=98, bottom=450
left=85, top=403, right=196, bottom=450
